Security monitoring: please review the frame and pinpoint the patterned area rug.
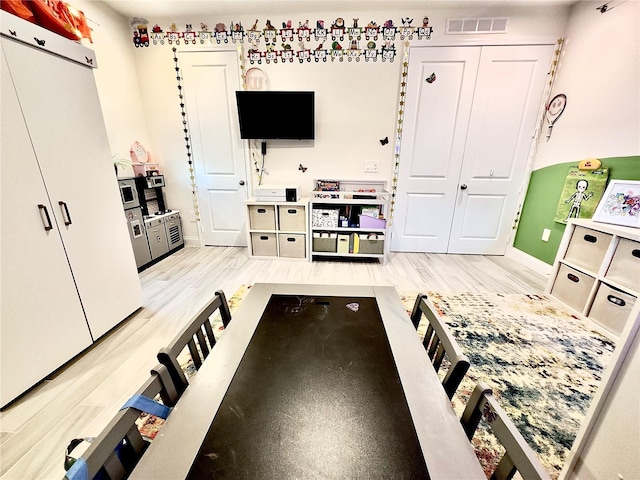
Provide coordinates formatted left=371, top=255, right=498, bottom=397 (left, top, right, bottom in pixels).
left=399, top=290, right=615, bottom=479
left=138, top=286, right=615, bottom=479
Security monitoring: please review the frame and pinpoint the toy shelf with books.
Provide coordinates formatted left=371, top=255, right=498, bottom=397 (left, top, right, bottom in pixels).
left=309, top=180, right=389, bottom=263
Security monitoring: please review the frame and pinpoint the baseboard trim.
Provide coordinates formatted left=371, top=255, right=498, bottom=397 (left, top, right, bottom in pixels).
left=183, top=236, right=202, bottom=247
left=505, top=247, right=553, bottom=278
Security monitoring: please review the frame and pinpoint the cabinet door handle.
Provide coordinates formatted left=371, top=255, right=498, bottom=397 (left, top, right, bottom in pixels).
left=58, top=201, right=72, bottom=226
left=38, top=204, right=53, bottom=231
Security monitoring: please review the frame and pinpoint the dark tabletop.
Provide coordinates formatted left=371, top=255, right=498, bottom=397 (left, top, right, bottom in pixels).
left=186, top=294, right=429, bottom=479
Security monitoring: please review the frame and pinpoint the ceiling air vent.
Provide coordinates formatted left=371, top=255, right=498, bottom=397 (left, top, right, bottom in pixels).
left=446, top=18, right=508, bottom=34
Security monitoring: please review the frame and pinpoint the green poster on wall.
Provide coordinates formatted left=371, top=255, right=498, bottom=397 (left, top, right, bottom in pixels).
left=554, top=168, right=609, bottom=224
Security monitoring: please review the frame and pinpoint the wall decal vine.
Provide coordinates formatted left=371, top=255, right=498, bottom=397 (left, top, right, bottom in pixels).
left=388, top=41, right=410, bottom=228
left=171, top=47, right=200, bottom=223
left=170, top=44, right=248, bottom=232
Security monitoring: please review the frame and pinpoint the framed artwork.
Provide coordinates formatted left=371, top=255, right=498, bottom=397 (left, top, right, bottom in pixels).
left=592, top=180, right=640, bottom=228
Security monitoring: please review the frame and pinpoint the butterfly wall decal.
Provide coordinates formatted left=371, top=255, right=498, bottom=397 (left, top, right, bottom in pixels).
left=426, top=72, right=436, bottom=83
left=298, top=164, right=308, bottom=173
left=34, top=37, right=45, bottom=46
left=379, top=136, right=389, bottom=146
left=9, top=30, right=16, bottom=36
left=85, top=57, right=94, bottom=65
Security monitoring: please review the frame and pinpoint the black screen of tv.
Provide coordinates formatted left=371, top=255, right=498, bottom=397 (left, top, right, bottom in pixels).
left=236, top=91, right=315, bottom=140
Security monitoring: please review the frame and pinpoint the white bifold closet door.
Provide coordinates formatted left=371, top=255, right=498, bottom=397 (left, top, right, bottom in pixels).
left=392, top=45, right=553, bottom=254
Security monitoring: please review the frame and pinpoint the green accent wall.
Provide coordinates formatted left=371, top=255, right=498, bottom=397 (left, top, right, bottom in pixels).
left=514, top=156, right=640, bottom=265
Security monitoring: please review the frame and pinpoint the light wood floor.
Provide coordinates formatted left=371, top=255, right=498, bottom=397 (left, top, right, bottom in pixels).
left=0, top=247, right=547, bottom=479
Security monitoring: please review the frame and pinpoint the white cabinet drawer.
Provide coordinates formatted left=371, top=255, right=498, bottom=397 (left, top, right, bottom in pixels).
left=564, top=226, right=612, bottom=273
left=278, top=205, right=306, bottom=231
left=605, top=238, right=640, bottom=292
left=249, top=205, right=276, bottom=230
left=551, top=264, right=595, bottom=313
left=251, top=233, right=277, bottom=256
left=588, top=283, right=636, bottom=336
left=278, top=234, right=306, bottom=258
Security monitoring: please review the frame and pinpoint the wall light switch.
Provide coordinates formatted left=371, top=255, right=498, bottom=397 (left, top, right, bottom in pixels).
left=189, top=211, right=197, bottom=222
left=542, top=228, right=551, bottom=242
left=364, top=161, right=379, bottom=173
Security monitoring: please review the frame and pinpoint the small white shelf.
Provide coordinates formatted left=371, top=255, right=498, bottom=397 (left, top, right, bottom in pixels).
left=309, top=180, right=389, bottom=263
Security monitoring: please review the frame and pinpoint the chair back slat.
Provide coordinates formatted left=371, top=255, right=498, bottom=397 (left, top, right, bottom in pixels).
left=461, top=382, right=551, bottom=480
left=65, top=365, right=176, bottom=480
left=410, top=293, right=470, bottom=399
left=157, top=290, right=232, bottom=395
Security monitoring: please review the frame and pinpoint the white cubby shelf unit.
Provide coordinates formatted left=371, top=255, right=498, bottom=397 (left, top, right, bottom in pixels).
left=245, top=198, right=309, bottom=260
left=547, top=218, right=639, bottom=338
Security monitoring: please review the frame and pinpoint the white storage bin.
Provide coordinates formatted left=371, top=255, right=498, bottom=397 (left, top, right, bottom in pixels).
left=551, top=264, right=595, bottom=313
left=251, top=233, right=277, bottom=256
left=278, top=234, right=306, bottom=258
left=278, top=205, right=306, bottom=231
left=249, top=205, right=276, bottom=230
left=588, top=283, right=636, bottom=336
left=605, top=238, right=640, bottom=292
left=312, top=208, right=339, bottom=228
left=564, top=226, right=612, bottom=273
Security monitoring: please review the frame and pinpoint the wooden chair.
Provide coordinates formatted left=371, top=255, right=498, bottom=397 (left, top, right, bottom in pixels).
left=157, top=290, right=232, bottom=395
left=64, top=364, right=178, bottom=480
left=461, top=382, right=551, bottom=480
left=410, top=293, right=470, bottom=399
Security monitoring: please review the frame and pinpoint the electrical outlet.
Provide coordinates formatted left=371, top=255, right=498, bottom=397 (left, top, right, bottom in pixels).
left=542, top=228, right=551, bottom=242
left=364, top=161, right=379, bottom=173
left=189, top=211, right=196, bottom=222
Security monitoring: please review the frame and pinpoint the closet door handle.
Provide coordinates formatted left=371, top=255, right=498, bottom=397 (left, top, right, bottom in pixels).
left=58, top=201, right=72, bottom=226
left=38, top=204, right=53, bottom=231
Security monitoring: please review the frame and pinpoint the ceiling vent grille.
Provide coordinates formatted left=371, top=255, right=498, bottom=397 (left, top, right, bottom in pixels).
left=446, top=18, right=508, bottom=34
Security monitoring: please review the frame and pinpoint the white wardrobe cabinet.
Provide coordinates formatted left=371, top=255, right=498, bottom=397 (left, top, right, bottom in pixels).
left=0, top=17, right=142, bottom=407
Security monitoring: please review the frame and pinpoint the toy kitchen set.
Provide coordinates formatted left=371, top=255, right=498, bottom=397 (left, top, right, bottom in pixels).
left=118, top=145, right=183, bottom=271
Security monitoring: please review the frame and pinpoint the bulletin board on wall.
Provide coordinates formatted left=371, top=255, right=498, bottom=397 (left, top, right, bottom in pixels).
left=513, top=156, right=640, bottom=266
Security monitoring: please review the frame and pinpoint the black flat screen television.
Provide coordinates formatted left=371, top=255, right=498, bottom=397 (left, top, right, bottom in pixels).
left=235, top=91, right=315, bottom=140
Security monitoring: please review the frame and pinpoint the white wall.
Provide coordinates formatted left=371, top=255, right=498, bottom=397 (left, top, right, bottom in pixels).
left=78, top=2, right=568, bottom=241
left=532, top=0, right=640, bottom=169
left=73, top=0, right=152, bottom=176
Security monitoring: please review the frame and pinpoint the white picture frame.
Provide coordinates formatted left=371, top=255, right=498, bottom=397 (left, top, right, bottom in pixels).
left=592, top=180, right=640, bottom=228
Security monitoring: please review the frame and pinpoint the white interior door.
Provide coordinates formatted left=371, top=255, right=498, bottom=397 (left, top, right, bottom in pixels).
left=391, top=47, right=480, bottom=252
left=392, top=45, right=553, bottom=254
left=447, top=45, right=553, bottom=254
left=180, top=50, right=248, bottom=246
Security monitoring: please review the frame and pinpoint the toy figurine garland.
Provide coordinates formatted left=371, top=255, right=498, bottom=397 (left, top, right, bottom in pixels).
left=133, top=16, right=433, bottom=64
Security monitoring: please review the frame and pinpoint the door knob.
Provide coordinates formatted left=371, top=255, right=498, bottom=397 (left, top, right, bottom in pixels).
left=460, top=184, right=468, bottom=190
left=239, top=180, right=245, bottom=186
